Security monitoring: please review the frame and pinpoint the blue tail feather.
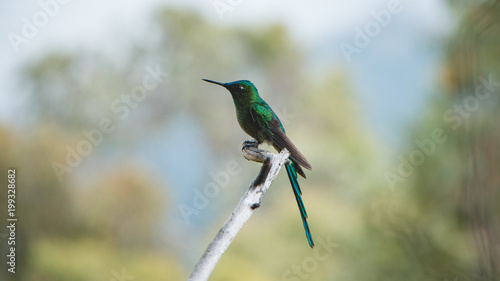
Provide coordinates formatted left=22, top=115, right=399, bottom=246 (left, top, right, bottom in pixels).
left=285, top=163, right=314, bottom=248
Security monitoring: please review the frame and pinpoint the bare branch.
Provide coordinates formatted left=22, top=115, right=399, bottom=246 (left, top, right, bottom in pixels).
left=188, top=141, right=290, bottom=281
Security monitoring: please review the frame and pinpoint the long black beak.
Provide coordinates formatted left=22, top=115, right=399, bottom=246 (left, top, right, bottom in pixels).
left=202, top=79, right=226, bottom=87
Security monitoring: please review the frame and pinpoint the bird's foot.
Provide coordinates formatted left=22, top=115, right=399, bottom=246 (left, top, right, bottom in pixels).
left=242, top=140, right=291, bottom=165
left=242, top=139, right=268, bottom=163
left=242, top=140, right=291, bottom=188
left=242, top=139, right=259, bottom=149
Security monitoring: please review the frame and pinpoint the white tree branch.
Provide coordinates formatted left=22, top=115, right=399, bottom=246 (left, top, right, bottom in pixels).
left=187, top=140, right=290, bottom=281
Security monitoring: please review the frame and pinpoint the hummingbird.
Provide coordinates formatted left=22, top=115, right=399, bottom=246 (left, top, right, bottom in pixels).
left=202, top=79, right=314, bottom=248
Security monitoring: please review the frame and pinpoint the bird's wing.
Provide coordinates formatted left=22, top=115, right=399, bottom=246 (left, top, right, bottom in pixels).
left=249, top=103, right=312, bottom=173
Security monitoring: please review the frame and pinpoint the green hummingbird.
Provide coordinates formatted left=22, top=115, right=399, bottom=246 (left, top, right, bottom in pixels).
left=202, top=79, right=314, bottom=248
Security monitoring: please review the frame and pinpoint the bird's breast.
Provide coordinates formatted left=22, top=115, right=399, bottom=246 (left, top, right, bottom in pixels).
left=235, top=109, right=263, bottom=142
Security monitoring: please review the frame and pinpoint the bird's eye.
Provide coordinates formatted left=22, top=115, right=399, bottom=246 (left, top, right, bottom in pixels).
left=239, top=85, right=244, bottom=90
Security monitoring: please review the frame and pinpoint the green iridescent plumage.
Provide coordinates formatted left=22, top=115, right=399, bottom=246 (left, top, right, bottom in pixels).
left=203, top=79, right=314, bottom=248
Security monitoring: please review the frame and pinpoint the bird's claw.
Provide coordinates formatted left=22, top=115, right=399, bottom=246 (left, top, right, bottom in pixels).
left=242, top=140, right=268, bottom=163
left=242, top=139, right=259, bottom=149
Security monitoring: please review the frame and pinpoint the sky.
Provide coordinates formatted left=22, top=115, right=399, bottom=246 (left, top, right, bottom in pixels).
left=1, top=0, right=453, bottom=149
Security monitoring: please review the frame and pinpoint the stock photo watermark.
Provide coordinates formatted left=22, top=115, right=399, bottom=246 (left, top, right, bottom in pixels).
left=442, top=75, right=499, bottom=129
left=7, top=0, right=72, bottom=53
left=179, top=161, right=243, bottom=223
left=51, top=64, right=168, bottom=182
left=274, top=106, right=296, bottom=126
left=6, top=169, right=17, bottom=274
left=110, top=267, right=135, bottom=281
left=385, top=74, right=500, bottom=190
left=212, top=0, right=244, bottom=20
left=339, top=0, right=411, bottom=63
left=282, top=235, right=340, bottom=281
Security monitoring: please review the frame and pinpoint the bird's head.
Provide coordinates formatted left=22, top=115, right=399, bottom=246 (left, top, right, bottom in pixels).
left=202, top=79, right=259, bottom=99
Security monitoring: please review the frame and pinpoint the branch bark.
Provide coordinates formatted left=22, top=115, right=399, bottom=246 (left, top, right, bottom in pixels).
left=187, top=140, right=290, bottom=281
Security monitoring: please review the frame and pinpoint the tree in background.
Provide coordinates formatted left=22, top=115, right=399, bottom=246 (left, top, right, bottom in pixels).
left=369, top=1, right=500, bottom=280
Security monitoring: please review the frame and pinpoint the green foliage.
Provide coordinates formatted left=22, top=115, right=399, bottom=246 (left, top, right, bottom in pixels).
left=76, top=166, right=165, bottom=249
left=27, top=238, right=182, bottom=281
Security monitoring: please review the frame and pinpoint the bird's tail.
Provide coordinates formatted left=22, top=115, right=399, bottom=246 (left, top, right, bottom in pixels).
left=285, top=162, right=314, bottom=248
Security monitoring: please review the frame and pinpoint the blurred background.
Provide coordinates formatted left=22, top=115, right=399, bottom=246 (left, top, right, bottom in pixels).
left=1, top=0, right=499, bottom=280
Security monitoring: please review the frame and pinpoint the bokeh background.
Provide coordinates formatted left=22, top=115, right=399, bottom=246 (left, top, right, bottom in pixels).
left=1, top=0, right=499, bottom=280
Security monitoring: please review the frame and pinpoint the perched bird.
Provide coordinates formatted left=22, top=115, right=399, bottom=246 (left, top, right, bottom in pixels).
left=202, top=79, right=314, bottom=248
